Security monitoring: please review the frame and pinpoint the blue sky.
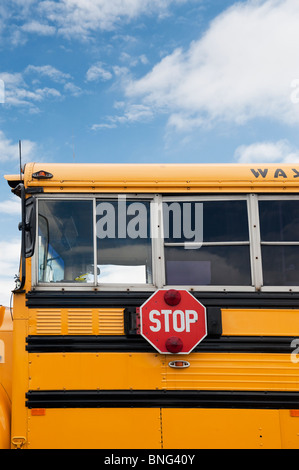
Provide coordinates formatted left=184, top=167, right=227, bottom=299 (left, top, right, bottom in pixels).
left=1, top=0, right=299, bottom=305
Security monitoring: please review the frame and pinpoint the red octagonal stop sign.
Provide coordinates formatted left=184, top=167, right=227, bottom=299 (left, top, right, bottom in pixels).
left=140, top=289, right=207, bottom=354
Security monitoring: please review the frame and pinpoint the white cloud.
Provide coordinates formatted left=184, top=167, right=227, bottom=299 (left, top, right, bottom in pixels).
left=234, top=140, right=299, bottom=164
left=25, top=65, right=71, bottom=83
left=0, top=64, right=80, bottom=111
left=86, top=62, right=112, bottom=82
left=91, top=123, right=117, bottom=131
left=0, top=280, right=15, bottom=308
left=0, top=241, right=20, bottom=273
left=114, top=104, right=154, bottom=123
left=92, top=103, right=153, bottom=130
left=0, top=198, right=21, bottom=215
left=21, top=20, right=56, bottom=35
left=39, top=0, right=189, bottom=38
left=63, top=82, right=83, bottom=96
left=123, top=0, right=299, bottom=130
left=0, top=130, right=40, bottom=163
left=0, top=240, right=20, bottom=307
left=119, top=52, right=149, bottom=67
left=0, top=72, right=25, bottom=88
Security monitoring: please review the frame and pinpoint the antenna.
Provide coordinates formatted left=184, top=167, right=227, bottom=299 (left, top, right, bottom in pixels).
left=19, top=140, right=22, bottom=180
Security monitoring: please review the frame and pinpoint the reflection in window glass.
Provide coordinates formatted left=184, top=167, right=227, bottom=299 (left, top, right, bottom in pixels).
left=262, top=246, right=299, bottom=286
left=163, top=200, right=249, bottom=243
left=259, top=200, right=299, bottom=241
left=163, top=199, right=250, bottom=286
left=38, top=200, right=94, bottom=283
left=259, top=199, right=299, bottom=285
left=165, top=246, right=251, bottom=285
left=96, top=199, right=152, bottom=284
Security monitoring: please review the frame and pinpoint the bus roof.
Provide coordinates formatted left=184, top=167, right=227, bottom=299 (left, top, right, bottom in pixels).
left=5, top=162, right=299, bottom=193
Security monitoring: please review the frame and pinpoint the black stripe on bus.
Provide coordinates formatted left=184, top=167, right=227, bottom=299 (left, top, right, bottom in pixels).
left=26, top=335, right=295, bottom=354
left=26, top=290, right=299, bottom=309
left=26, top=389, right=299, bottom=410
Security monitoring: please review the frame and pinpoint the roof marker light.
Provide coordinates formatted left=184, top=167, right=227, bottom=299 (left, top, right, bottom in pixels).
left=32, top=170, right=53, bottom=179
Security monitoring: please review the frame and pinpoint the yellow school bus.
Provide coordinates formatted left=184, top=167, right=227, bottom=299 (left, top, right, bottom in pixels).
left=0, top=306, right=12, bottom=449
left=3, top=162, right=299, bottom=449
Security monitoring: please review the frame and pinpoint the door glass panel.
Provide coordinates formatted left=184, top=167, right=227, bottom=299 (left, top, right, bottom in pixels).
left=38, top=200, right=94, bottom=283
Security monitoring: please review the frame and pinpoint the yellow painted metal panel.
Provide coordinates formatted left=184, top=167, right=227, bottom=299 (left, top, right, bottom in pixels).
left=26, top=408, right=299, bottom=449
left=0, top=306, right=5, bottom=327
left=28, top=352, right=299, bottom=392
left=162, top=408, right=283, bottom=449
left=11, top=295, right=29, bottom=448
left=0, top=386, right=11, bottom=449
left=99, top=309, right=125, bottom=335
left=222, top=309, right=299, bottom=336
left=29, top=308, right=124, bottom=335
left=67, top=309, right=93, bottom=335
left=0, top=308, right=13, bottom=401
left=27, top=408, right=162, bottom=449
left=6, top=162, right=299, bottom=193
left=279, top=410, right=299, bottom=448
left=35, top=309, right=62, bottom=335
left=29, top=352, right=165, bottom=390
left=165, top=353, right=299, bottom=391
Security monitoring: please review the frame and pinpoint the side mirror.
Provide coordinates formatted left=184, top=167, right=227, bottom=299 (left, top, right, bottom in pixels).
left=25, top=197, right=36, bottom=258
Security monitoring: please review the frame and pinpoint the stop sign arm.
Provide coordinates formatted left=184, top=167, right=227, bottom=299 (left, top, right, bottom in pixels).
left=124, top=304, right=222, bottom=342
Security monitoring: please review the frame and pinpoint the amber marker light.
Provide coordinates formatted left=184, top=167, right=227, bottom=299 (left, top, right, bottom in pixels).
left=31, top=408, right=46, bottom=416
left=32, top=170, right=53, bottom=179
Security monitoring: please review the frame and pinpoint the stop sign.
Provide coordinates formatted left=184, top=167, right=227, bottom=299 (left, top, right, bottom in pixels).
left=140, top=289, right=207, bottom=354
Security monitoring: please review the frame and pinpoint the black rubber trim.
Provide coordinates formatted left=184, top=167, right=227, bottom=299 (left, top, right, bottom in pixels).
left=26, top=290, right=299, bottom=308
left=26, top=335, right=295, bottom=354
left=25, top=389, right=299, bottom=410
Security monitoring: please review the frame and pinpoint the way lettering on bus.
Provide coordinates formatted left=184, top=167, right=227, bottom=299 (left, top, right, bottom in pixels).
left=251, top=168, right=299, bottom=178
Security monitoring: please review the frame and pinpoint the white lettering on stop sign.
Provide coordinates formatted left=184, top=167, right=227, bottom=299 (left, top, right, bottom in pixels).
left=149, top=309, right=198, bottom=333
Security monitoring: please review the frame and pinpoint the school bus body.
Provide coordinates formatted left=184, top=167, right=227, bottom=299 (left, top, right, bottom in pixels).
left=0, top=307, right=12, bottom=449
left=3, top=163, right=299, bottom=448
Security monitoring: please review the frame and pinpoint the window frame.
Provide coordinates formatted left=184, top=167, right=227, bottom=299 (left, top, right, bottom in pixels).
left=257, top=194, right=299, bottom=292
left=33, top=194, right=158, bottom=291
left=31, top=193, right=299, bottom=293
left=160, top=194, right=256, bottom=292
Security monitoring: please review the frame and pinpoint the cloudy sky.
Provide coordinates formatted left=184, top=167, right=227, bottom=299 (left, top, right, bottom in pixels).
left=1, top=0, right=299, bottom=305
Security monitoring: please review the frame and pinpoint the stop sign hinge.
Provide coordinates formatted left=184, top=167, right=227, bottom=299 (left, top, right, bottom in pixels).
left=124, top=307, right=141, bottom=336
left=206, top=307, right=222, bottom=338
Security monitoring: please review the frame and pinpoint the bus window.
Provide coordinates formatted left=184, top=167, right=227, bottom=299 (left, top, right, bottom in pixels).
left=259, top=199, right=299, bottom=286
left=163, top=199, right=251, bottom=286
left=38, top=199, right=94, bottom=283
left=96, top=199, right=152, bottom=284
